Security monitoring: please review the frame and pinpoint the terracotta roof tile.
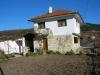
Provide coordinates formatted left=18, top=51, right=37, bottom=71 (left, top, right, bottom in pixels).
left=33, top=10, right=74, bottom=20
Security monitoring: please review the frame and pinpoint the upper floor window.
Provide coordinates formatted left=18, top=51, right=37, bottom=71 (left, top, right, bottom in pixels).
left=38, top=22, right=45, bottom=29
left=58, top=19, right=67, bottom=27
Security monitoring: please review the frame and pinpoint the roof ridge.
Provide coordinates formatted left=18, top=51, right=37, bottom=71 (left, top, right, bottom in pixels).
left=29, top=9, right=74, bottom=21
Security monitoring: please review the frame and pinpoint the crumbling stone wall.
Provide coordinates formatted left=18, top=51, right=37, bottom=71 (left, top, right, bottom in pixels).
left=48, top=35, right=80, bottom=54
left=33, top=35, right=80, bottom=54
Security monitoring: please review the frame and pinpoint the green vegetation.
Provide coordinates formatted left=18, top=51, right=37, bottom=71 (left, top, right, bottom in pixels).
left=0, top=54, right=8, bottom=63
left=0, top=54, right=15, bottom=63
left=65, top=50, right=75, bottom=55
left=0, top=49, right=15, bottom=63
left=81, top=23, right=100, bottom=31
left=47, top=50, right=62, bottom=55
left=26, top=51, right=37, bottom=56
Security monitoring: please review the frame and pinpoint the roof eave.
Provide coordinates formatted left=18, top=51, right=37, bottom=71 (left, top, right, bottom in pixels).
left=74, top=12, right=84, bottom=25
left=28, top=12, right=78, bottom=23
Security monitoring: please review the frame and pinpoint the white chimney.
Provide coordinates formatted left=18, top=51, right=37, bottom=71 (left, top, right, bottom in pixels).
left=49, top=6, right=52, bottom=13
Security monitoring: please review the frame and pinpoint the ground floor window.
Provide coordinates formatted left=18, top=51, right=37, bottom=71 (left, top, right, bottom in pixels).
left=74, top=37, right=78, bottom=43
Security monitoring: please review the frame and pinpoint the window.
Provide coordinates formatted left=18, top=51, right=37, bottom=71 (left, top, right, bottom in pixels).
left=74, top=37, right=78, bottom=43
left=58, top=19, right=67, bottom=27
left=16, top=40, right=22, bottom=46
left=38, top=22, right=45, bottom=29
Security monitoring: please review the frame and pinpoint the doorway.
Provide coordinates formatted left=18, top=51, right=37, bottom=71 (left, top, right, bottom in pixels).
left=24, top=33, right=34, bottom=52
left=43, top=38, right=48, bottom=52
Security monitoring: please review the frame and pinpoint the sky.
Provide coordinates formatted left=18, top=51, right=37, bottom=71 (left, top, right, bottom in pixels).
left=0, top=0, right=100, bottom=31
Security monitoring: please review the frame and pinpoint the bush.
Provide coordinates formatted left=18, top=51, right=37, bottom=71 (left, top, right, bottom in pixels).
left=47, top=50, right=62, bottom=55
left=0, top=49, right=8, bottom=63
left=65, top=50, right=75, bottom=55
left=5, top=54, right=15, bottom=58
left=0, top=53, right=15, bottom=63
left=26, top=51, right=37, bottom=56
left=0, top=54, right=8, bottom=63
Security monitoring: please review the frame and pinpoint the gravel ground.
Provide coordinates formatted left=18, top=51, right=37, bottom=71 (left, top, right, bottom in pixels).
left=0, top=55, right=100, bottom=75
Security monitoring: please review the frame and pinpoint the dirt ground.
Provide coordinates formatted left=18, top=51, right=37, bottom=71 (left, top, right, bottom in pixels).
left=0, top=55, right=100, bottom=75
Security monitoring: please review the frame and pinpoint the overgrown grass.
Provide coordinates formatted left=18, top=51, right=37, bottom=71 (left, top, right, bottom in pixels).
left=0, top=54, right=8, bottom=63
left=0, top=54, right=15, bottom=63
left=26, top=51, right=37, bottom=56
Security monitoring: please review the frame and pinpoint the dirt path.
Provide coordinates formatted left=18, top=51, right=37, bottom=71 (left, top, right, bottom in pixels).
left=0, top=55, right=100, bottom=75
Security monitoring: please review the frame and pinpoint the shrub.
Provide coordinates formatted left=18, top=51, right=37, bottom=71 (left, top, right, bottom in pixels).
left=5, top=54, right=15, bottom=58
left=0, top=50, right=16, bottom=63
left=47, top=51, right=55, bottom=54
left=55, top=51, right=61, bottom=55
left=47, top=50, right=62, bottom=55
left=65, top=50, right=75, bottom=55
left=26, top=51, right=37, bottom=56
left=0, top=53, right=16, bottom=63
left=0, top=54, right=8, bottom=63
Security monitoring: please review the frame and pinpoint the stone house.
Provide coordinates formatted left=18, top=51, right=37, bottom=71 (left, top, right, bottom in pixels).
left=28, top=7, right=84, bottom=54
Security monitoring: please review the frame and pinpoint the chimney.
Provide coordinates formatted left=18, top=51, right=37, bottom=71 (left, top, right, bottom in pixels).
left=49, top=6, right=52, bottom=13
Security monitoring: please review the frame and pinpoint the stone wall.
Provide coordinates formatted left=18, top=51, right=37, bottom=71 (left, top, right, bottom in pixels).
left=48, top=35, right=80, bottom=54
left=34, top=39, right=44, bottom=53
left=33, top=35, right=80, bottom=54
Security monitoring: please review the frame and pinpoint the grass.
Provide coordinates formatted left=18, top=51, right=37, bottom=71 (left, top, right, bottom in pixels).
left=26, top=51, right=37, bottom=56
left=0, top=54, right=15, bottom=63
left=0, top=54, right=8, bottom=63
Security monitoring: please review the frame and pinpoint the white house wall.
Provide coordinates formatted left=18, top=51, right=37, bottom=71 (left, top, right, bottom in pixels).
left=0, top=40, right=20, bottom=54
left=0, top=38, right=27, bottom=54
left=34, top=18, right=80, bottom=36
left=73, top=18, right=80, bottom=34
left=34, top=23, right=38, bottom=29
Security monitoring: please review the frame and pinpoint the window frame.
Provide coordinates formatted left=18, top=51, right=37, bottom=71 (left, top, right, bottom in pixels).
left=57, top=19, right=67, bottom=27
left=74, top=37, right=78, bottom=44
left=38, top=22, right=45, bottom=29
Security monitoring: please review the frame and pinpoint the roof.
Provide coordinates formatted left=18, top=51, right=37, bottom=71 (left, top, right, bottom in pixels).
left=29, top=10, right=75, bottom=21
left=0, top=28, right=34, bottom=41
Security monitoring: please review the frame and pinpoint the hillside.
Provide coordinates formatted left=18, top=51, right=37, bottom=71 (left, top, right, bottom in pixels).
left=81, top=23, right=100, bottom=31
left=0, top=28, right=34, bottom=41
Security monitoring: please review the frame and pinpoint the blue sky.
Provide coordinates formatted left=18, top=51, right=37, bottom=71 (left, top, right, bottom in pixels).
left=0, top=0, right=100, bottom=31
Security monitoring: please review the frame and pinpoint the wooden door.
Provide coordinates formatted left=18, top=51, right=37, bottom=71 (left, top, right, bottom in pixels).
left=43, top=38, right=48, bottom=52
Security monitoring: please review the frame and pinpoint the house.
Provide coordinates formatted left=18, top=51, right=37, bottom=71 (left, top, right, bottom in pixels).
left=0, top=29, right=34, bottom=54
left=28, top=7, right=84, bottom=54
